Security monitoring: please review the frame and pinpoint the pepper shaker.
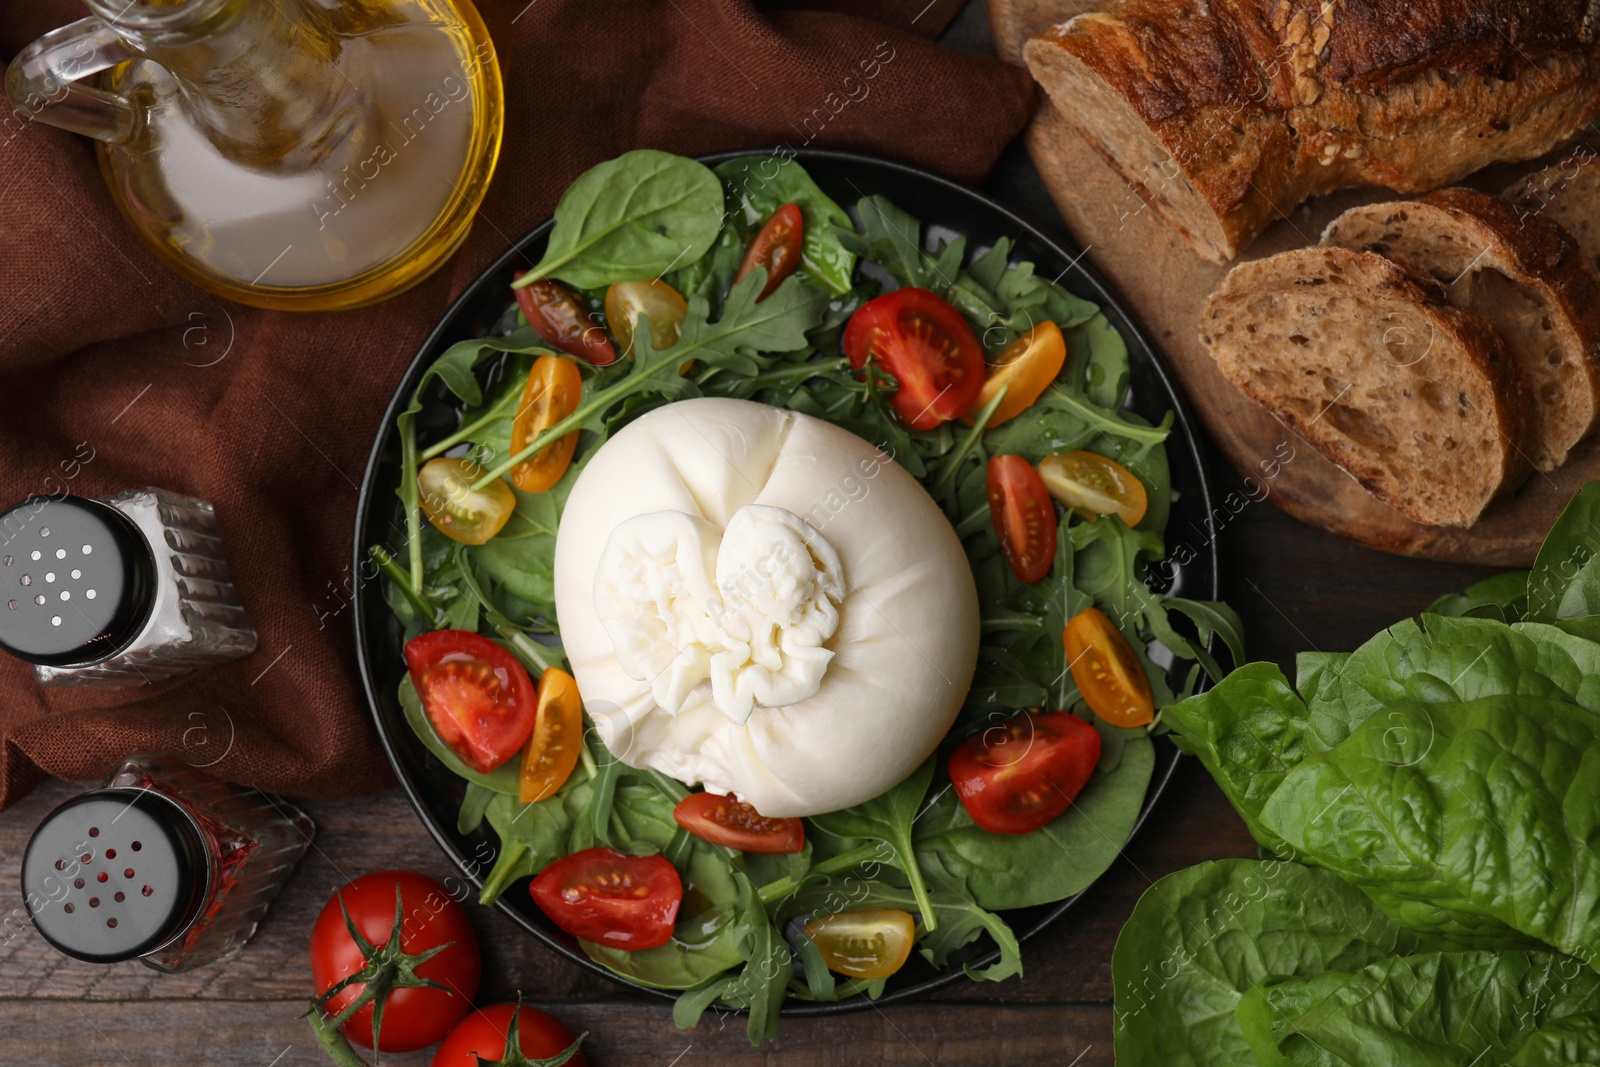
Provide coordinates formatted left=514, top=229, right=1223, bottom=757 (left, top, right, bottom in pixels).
left=20, top=753, right=314, bottom=972
left=0, top=489, right=256, bottom=687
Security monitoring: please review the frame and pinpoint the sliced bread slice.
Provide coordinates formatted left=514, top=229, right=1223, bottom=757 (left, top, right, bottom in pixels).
left=1504, top=153, right=1600, bottom=277
left=1200, top=247, right=1530, bottom=528
left=1321, top=187, right=1600, bottom=471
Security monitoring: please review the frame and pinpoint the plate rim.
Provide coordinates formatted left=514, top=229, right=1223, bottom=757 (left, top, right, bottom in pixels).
left=351, top=147, right=1221, bottom=1016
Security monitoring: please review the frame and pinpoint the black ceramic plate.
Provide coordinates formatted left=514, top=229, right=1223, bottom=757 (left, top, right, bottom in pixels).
left=352, top=150, right=1219, bottom=1015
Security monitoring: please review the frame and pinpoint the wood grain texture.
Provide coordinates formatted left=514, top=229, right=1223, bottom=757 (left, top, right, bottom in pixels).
left=990, top=0, right=1600, bottom=565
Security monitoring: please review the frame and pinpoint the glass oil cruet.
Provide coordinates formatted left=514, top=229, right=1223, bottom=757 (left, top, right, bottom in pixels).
left=5, top=0, right=503, bottom=311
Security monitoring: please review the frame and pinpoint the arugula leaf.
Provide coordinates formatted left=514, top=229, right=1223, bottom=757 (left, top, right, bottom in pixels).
left=633, top=271, right=827, bottom=378
left=809, top=756, right=939, bottom=930
left=715, top=156, right=857, bottom=295
left=1111, top=860, right=1433, bottom=1067
left=846, top=194, right=966, bottom=292
left=516, top=150, right=724, bottom=290
left=1238, top=950, right=1600, bottom=1067
left=1261, top=693, right=1600, bottom=954
left=915, top=736, right=1155, bottom=911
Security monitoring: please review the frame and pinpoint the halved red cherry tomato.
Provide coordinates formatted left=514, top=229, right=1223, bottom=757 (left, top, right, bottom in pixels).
left=734, top=202, right=804, bottom=300
left=418, top=457, right=515, bottom=546
left=519, top=667, right=582, bottom=804
left=1038, top=450, right=1149, bottom=526
left=803, top=910, right=916, bottom=979
left=432, top=1002, right=586, bottom=1067
left=967, top=321, right=1067, bottom=427
left=605, top=279, right=687, bottom=357
left=405, top=630, right=539, bottom=774
left=1064, top=607, right=1155, bottom=727
left=673, top=792, right=805, bottom=854
left=530, top=848, right=682, bottom=950
left=988, top=454, right=1058, bottom=583
left=512, top=273, right=616, bottom=367
left=949, top=711, right=1101, bottom=834
left=510, top=355, right=583, bottom=494
left=311, top=871, right=481, bottom=1053
left=843, top=287, right=986, bottom=429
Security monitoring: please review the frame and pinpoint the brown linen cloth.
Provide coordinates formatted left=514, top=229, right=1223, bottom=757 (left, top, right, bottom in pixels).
left=0, top=0, right=1035, bottom=809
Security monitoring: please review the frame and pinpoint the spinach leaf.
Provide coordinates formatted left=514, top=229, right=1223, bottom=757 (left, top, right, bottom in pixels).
left=1111, top=860, right=1432, bottom=1067
left=1427, top=570, right=1530, bottom=623
left=1162, top=663, right=1311, bottom=854
left=1238, top=950, right=1600, bottom=1067
left=517, top=150, right=724, bottom=290
left=1529, top=480, right=1600, bottom=624
left=1507, top=1014, right=1600, bottom=1065
left=715, top=156, right=856, bottom=295
left=809, top=756, right=939, bottom=929
left=582, top=901, right=746, bottom=990
left=916, top=736, right=1154, bottom=911
left=457, top=782, right=495, bottom=834
left=1260, top=694, right=1600, bottom=954
left=478, top=790, right=572, bottom=905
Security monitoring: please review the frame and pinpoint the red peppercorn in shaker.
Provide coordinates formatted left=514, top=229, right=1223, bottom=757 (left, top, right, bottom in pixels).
left=20, top=754, right=313, bottom=972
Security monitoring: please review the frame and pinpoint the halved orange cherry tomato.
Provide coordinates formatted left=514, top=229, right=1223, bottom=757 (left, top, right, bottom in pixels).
left=519, top=667, right=582, bottom=804
left=672, top=793, right=805, bottom=854
left=948, top=710, right=1101, bottom=834
left=803, top=910, right=916, bottom=979
left=512, top=273, right=616, bottom=367
left=1038, top=451, right=1148, bottom=526
left=405, top=630, right=539, bottom=774
left=530, top=847, right=682, bottom=950
left=843, top=287, right=986, bottom=430
left=510, top=355, right=582, bottom=494
left=988, top=454, right=1058, bottom=583
left=734, top=202, right=804, bottom=301
left=967, top=321, right=1066, bottom=427
left=418, top=457, right=515, bottom=546
left=605, top=279, right=687, bottom=357
left=1064, top=607, right=1155, bottom=727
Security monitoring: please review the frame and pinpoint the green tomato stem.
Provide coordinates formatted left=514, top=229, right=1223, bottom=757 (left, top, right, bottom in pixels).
left=307, top=1008, right=374, bottom=1067
left=370, top=545, right=435, bottom=624
left=421, top=386, right=522, bottom=461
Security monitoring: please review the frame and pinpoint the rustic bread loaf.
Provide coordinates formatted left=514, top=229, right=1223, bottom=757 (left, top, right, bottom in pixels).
left=1200, top=247, right=1530, bottom=526
left=1024, top=1, right=1600, bottom=262
left=1504, top=152, right=1600, bottom=277
left=1322, top=188, right=1600, bottom=471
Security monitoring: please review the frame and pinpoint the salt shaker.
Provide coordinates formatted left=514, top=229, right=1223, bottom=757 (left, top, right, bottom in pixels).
left=0, top=489, right=256, bottom=687
left=20, top=754, right=314, bottom=972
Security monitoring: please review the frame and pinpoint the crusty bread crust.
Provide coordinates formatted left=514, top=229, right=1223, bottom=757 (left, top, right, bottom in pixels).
left=1200, top=247, right=1531, bottom=526
left=1024, top=1, right=1600, bottom=261
left=1322, top=187, right=1600, bottom=470
left=1505, top=151, right=1600, bottom=278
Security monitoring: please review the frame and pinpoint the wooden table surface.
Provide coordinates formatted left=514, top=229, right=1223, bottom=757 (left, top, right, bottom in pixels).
left=0, top=4, right=1508, bottom=1064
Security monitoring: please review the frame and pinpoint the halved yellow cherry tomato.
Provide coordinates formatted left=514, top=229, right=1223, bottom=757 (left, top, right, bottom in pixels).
left=803, top=909, right=916, bottom=980
left=1038, top=450, right=1148, bottom=526
left=1063, top=607, right=1154, bottom=727
left=418, top=457, right=515, bottom=545
left=967, top=321, right=1067, bottom=427
left=510, top=355, right=583, bottom=493
left=519, top=666, right=582, bottom=803
left=605, top=279, right=687, bottom=357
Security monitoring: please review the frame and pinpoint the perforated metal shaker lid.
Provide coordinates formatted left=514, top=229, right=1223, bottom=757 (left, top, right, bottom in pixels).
left=21, top=789, right=208, bottom=963
left=0, top=496, right=155, bottom=668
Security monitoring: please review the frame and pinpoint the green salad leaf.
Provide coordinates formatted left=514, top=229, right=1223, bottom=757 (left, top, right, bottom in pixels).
left=715, top=156, right=856, bottom=295
left=808, top=755, right=939, bottom=931
left=1529, top=481, right=1600, bottom=624
left=1111, top=860, right=1433, bottom=1067
left=515, top=150, right=724, bottom=291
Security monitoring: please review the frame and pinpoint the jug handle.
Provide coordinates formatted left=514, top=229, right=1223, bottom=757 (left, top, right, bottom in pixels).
left=6, top=18, right=138, bottom=144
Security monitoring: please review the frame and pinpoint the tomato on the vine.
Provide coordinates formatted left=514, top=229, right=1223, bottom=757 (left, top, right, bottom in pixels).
left=510, top=355, right=583, bottom=494
left=843, top=287, right=986, bottom=429
left=530, top=848, right=682, bottom=950
left=734, top=202, right=804, bottom=300
left=673, top=792, right=805, bottom=854
left=310, top=871, right=481, bottom=1053
left=418, top=457, right=516, bottom=546
left=512, top=273, right=616, bottom=367
left=405, top=629, right=539, bottom=774
left=1064, top=607, right=1155, bottom=727
left=988, top=454, right=1058, bottom=583
left=949, top=710, right=1101, bottom=834
left=432, top=1002, right=587, bottom=1067
left=803, top=910, right=916, bottom=979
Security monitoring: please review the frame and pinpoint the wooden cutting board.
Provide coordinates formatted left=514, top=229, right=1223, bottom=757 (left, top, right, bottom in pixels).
left=988, top=0, right=1598, bottom=566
